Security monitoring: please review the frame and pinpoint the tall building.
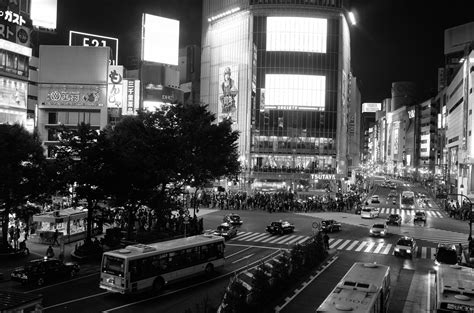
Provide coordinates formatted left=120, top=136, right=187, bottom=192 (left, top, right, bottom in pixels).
left=201, top=0, right=353, bottom=193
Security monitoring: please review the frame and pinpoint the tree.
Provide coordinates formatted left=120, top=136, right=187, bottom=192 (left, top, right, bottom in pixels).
left=53, top=123, right=108, bottom=245
left=0, top=124, right=45, bottom=250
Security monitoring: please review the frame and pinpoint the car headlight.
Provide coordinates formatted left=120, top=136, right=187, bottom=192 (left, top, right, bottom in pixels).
left=381, top=231, right=386, bottom=235
left=370, top=229, right=374, bottom=233
left=21, top=274, right=28, bottom=279
left=395, top=247, right=400, bottom=252
left=222, top=232, right=228, bottom=236
left=407, top=249, right=411, bottom=254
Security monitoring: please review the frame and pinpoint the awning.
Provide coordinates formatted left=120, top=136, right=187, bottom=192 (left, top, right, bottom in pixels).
left=33, top=208, right=88, bottom=223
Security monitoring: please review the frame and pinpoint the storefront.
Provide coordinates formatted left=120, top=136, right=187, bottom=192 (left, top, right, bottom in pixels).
left=30, top=207, right=99, bottom=244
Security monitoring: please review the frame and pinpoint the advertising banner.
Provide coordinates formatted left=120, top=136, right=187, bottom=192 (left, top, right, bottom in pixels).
left=392, top=123, right=399, bottom=156
left=107, top=65, right=123, bottom=108
left=141, top=14, right=179, bottom=66
left=218, top=65, right=238, bottom=122
left=42, top=85, right=106, bottom=107
left=0, top=77, right=27, bottom=109
left=122, top=79, right=140, bottom=115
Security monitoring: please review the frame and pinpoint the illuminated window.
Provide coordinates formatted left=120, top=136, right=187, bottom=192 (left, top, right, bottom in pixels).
left=264, top=74, right=326, bottom=110
left=266, top=17, right=327, bottom=53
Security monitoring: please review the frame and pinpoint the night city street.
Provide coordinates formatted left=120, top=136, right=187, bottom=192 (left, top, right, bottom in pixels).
left=2, top=1, right=474, bottom=312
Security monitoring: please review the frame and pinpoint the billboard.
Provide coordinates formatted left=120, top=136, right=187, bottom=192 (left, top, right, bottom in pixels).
left=31, top=0, right=57, bottom=29
left=266, top=17, right=327, bottom=53
left=362, top=102, right=381, bottom=113
left=264, top=74, right=325, bottom=111
left=218, top=65, right=238, bottom=122
left=0, top=77, right=27, bottom=109
left=122, top=79, right=140, bottom=115
left=107, top=65, right=124, bottom=108
left=41, top=85, right=106, bottom=107
left=69, top=31, right=119, bottom=65
left=141, top=13, right=179, bottom=66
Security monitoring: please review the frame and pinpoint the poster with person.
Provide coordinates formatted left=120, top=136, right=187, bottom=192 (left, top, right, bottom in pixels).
left=218, top=65, right=238, bottom=122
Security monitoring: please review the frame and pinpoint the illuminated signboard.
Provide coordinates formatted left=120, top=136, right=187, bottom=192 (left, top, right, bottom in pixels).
left=141, top=13, right=179, bottom=66
left=69, top=31, right=119, bottom=65
left=122, top=79, right=140, bottom=115
left=267, top=17, right=327, bottom=53
left=0, top=38, right=31, bottom=57
left=0, top=77, right=27, bottom=109
left=42, top=86, right=106, bottom=107
left=107, top=65, right=123, bottom=108
left=362, top=102, right=381, bottom=113
left=408, top=109, right=415, bottom=119
left=310, top=174, right=336, bottom=180
left=0, top=10, right=26, bottom=26
left=264, top=74, right=325, bottom=111
left=31, top=0, right=57, bottom=29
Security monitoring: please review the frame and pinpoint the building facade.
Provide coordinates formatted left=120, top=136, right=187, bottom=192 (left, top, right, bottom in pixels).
left=201, top=0, right=353, bottom=193
left=37, top=46, right=109, bottom=157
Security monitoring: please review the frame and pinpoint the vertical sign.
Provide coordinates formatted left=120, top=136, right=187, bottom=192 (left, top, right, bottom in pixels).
left=107, top=65, right=123, bottom=108
left=218, top=65, right=238, bottom=122
left=122, top=80, right=140, bottom=115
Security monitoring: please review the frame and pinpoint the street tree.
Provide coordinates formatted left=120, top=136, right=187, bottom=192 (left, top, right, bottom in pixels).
left=0, top=124, right=45, bottom=251
left=53, top=123, right=108, bottom=244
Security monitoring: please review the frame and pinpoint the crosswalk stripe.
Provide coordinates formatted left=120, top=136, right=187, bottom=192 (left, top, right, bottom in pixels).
left=347, top=241, right=360, bottom=250
left=278, top=234, right=299, bottom=244
left=267, top=235, right=288, bottom=244
left=337, top=239, right=352, bottom=250
left=355, top=241, right=367, bottom=251
left=373, top=243, right=385, bottom=254
left=246, top=233, right=268, bottom=241
left=286, top=235, right=305, bottom=245
left=258, top=235, right=279, bottom=243
left=330, top=239, right=343, bottom=249
left=382, top=244, right=392, bottom=254
left=296, top=237, right=310, bottom=245
left=237, top=232, right=260, bottom=240
left=364, top=242, right=375, bottom=253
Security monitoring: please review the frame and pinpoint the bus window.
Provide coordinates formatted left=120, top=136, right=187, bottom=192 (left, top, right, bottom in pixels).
left=102, top=255, right=125, bottom=277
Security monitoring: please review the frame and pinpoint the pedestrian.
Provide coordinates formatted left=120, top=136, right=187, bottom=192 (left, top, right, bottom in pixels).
left=46, top=245, right=54, bottom=258
left=23, top=225, right=29, bottom=241
left=53, top=229, right=60, bottom=246
left=323, top=232, right=330, bottom=250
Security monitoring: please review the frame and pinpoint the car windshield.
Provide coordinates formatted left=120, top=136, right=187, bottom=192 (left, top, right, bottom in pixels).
left=24, top=262, right=40, bottom=272
left=397, top=239, right=413, bottom=246
left=373, top=224, right=385, bottom=229
left=362, top=208, right=371, bottom=212
left=437, top=248, right=458, bottom=264
left=230, top=215, right=240, bottom=220
left=416, top=212, right=425, bottom=216
left=389, top=215, right=399, bottom=219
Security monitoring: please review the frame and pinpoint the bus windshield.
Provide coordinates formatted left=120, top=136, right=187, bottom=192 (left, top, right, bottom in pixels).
left=102, top=255, right=125, bottom=277
left=401, top=191, right=415, bottom=209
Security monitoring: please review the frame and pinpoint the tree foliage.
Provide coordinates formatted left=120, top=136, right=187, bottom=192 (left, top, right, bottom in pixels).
left=0, top=124, right=45, bottom=249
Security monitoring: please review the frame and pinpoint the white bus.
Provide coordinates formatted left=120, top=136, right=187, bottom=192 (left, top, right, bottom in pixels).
left=435, top=264, right=474, bottom=312
left=400, top=190, right=415, bottom=209
left=316, top=262, right=391, bottom=313
left=99, top=234, right=225, bottom=294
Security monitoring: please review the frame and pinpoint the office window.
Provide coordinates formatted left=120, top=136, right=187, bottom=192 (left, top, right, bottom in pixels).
left=48, top=112, right=57, bottom=124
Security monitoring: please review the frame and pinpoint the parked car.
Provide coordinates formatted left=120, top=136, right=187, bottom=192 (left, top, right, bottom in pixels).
left=369, top=223, right=388, bottom=237
left=371, top=195, right=380, bottom=204
left=434, top=243, right=460, bottom=266
left=361, top=207, right=380, bottom=219
left=321, top=220, right=342, bottom=233
left=414, top=211, right=427, bottom=223
left=386, top=214, right=402, bottom=226
left=394, top=236, right=417, bottom=258
left=266, top=220, right=295, bottom=235
left=213, top=222, right=238, bottom=240
left=11, top=258, right=80, bottom=287
left=223, top=213, right=243, bottom=226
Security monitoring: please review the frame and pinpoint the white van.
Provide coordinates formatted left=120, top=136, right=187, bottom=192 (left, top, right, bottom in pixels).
left=361, top=207, right=380, bottom=219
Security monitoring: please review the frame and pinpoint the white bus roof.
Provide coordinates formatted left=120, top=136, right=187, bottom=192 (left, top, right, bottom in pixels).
left=317, top=263, right=390, bottom=312
left=104, top=234, right=224, bottom=259
left=438, top=264, right=474, bottom=304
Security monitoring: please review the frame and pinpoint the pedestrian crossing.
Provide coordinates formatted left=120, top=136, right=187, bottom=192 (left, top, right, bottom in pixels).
left=377, top=208, right=444, bottom=218
left=231, top=231, right=459, bottom=260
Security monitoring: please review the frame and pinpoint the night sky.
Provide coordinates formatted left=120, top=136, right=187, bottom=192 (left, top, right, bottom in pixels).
left=41, top=0, right=474, bottom=103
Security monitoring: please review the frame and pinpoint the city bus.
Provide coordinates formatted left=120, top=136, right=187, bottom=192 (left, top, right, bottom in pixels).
left=316, top=262, right=391, bottom=313
left=435, top=264, right=474, bottom=312
left=99, top=234, right=225, bottom=294
left=400, top=190, right=416, bottom=209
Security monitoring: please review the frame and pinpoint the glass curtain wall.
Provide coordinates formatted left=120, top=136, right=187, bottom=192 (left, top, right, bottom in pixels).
left=251, top=13, right=340, bottom=174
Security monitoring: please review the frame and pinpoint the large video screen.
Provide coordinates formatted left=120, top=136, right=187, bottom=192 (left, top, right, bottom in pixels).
left=264, top=74, right=325, bottom=111
left=266, top=17, right=327, bottom=53
left=141, top=14, right=179, bottom=66
left=31, top=0, right=57, bottom=29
